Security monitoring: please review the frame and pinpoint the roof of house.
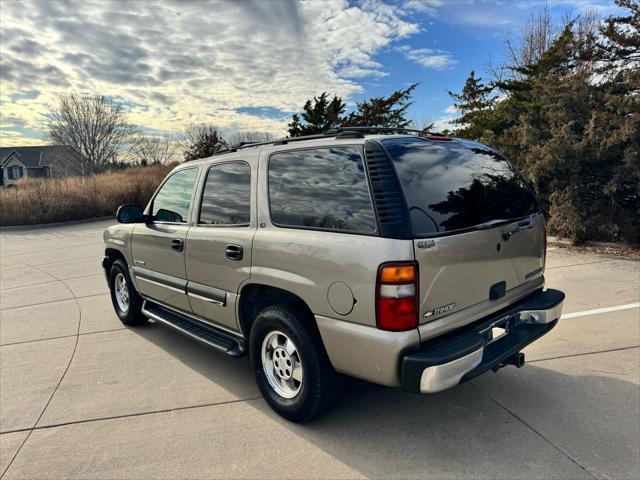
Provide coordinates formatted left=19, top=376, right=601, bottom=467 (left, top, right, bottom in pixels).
left=0, top=145, right=84, bottom=168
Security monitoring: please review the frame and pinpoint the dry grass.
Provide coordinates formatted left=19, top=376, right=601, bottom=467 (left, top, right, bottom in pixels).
left=0, top=163, right=176, bottom=226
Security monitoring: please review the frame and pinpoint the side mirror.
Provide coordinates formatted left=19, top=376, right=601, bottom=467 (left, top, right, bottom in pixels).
left=116, top=204, right=144, bottom=224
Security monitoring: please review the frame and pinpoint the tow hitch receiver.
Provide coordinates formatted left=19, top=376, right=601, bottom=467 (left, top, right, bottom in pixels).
left=493, top=352, right=525, bottom=372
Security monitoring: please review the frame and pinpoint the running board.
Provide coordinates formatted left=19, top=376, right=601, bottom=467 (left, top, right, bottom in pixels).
left=142, top=300, right=246, bottom=356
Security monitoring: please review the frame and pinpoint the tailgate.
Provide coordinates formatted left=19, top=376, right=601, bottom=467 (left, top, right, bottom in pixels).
left=415, top=213, right=545, bottom=324
left=376, top=136, right=546, bottom=326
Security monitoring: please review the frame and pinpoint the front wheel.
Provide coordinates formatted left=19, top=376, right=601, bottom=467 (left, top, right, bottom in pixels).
left=249, top=305, right=339, bottom=422
left=109, top=259, right=145, bottom=326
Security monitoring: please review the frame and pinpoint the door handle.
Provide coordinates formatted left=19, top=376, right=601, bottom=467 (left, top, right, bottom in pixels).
left=171, top=239, right=184, bottom=252
left=225, top=244, right=243, bottom=261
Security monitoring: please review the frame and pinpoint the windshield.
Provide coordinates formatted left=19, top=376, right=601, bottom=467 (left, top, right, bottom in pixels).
left=380, top=137, right=539, bottom=236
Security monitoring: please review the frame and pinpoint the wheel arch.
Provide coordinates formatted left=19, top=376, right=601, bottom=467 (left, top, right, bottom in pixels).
left=238, top=283, right=318, bottom=339
left=104, top=247, right=127, bottom=271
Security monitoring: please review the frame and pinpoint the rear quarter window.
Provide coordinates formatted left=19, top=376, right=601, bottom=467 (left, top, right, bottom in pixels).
left=268, top=147, right=376, bottom=233
left=380, top=137, right=539, bottom=236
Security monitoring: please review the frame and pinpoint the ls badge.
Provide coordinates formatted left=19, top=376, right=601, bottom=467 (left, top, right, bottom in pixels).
left=416, top=239, right=436, bottom=249
left=425, top=302, right=455, bottom=318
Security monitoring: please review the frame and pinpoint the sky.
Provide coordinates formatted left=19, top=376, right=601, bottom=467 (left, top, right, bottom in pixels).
left=0, top=0, right=620, bottom=146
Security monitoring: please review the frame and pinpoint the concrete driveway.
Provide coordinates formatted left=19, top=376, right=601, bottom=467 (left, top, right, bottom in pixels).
left=1, top=219, right=638, bottom=479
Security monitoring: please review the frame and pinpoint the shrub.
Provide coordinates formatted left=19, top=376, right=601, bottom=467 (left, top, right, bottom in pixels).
left=0, top=163, right=176, bottom=226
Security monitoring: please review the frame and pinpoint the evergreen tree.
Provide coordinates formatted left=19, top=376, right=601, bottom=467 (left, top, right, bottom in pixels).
left=590, top=0, right=640, bottom=243
left=489, top=8, right=639, bottom=243
left=447, top=71, right=499, bottom=140
left=343, top=84, right=417, bottom=128
left=288, top=85, right=418, bottom=136
left=597, top=0, right=639, bottom=70
left=287, top=93, right=345, bottom=137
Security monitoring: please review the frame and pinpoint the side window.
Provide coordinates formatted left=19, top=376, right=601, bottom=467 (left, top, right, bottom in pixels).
left=198, top=162, right=251, bottom=225
left=268, top=147, right=376, bottom=233
left=151, top=168, right=198, bottom=223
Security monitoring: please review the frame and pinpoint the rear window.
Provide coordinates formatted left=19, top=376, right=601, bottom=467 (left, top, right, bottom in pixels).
left=381, top=137, right=539, bottom=236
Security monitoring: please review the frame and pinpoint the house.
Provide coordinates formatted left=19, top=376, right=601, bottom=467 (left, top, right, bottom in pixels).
left=0, top=145, right=86, bottom=187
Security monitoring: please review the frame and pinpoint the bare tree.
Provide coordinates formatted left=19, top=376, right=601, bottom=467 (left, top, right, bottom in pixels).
left=46, top=94, right=135, bottom=174
left=408, top=116, right=435, bottom=132
left=179, top=124, right=227, bottom=161
left=500, top=3, right=562, bottom=81
left=505, top=4, right=559, bottom=76
left=490, top=5, right=600, bottom=83
left=127, top=133, right=177, bottom=165
left=227, top=131, right=276, bottom=146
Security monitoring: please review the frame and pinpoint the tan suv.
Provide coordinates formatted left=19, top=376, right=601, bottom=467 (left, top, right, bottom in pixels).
left=103, top=127, right=564, bottom=421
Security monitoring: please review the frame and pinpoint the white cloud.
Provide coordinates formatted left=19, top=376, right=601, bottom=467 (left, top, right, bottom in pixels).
left=403, top=0, right=443, bottom=16
left=444, top=104, right=458, bottom=114
left=432, top=116, right=457, bottom=132
left=0, top=0, right=420, bottom=145
left=398, top=45, right=457, bottom=70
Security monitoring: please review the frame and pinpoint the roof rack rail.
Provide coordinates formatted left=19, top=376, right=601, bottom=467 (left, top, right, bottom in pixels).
left=325, top=126, right=444, bottom=136
left=213, top=133, right=333, bottom=155
left=212, top=126, right=450, bottom=156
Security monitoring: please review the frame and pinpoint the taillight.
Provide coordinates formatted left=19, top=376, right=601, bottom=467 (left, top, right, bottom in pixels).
left=376, top=262, right=418, bottom=331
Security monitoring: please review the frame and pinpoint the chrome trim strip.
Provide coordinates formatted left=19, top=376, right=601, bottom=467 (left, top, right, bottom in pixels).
left=186, top=281, right=227, bottom=306
left=133, top=266, right=186, bottom=291
left=187, top=291, right=224, bottom=305
left=137, top=276, right=184, bottom=294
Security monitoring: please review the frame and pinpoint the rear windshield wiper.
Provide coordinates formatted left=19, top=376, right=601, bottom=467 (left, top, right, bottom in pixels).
left=473, top=219, right=511, bottom=230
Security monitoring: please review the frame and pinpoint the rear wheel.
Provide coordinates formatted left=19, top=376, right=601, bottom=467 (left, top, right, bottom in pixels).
left=109, top=259, right=145, bottom=326
left=249, top=304, right=338, bottom=422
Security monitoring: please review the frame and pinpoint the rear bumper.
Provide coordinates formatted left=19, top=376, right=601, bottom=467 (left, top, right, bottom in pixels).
left=401, top=288, right=564, bottom=393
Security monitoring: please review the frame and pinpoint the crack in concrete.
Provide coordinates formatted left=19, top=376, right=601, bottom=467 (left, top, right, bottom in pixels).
left=0, top=241, right=102, bottom=258
left=27, top=254, right=102, bottom=267
left=0, top=265, right=84, bottom=479
left=1, top=273, right=103, bottom=292
left=470, top=383, right=599, bottom=480
left=528, top=345, right=640, bottom=364
left=0, top=328, right=127, bottom=347
left=0, top=396, right=264, bottom=436
left=0, top=292, right=109, bottom=311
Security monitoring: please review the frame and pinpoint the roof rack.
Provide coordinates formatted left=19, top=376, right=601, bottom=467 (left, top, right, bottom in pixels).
left=214, top=126, right=450, bottom=155
left=217, top=133, right=331, bottom=155
left=325, top=126, right=444, bottom=136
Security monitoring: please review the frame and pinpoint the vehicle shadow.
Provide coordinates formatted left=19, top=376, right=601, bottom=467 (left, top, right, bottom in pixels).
left=132, top=322, right=639, bottom=480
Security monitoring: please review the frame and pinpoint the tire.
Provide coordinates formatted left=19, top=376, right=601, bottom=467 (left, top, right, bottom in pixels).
left=109, top=258, right=145, bottom=326
left=249, top=304, right=339, bottom=422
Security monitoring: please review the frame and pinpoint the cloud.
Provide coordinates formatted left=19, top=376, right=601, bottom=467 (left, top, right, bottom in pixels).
left=398, top=45, right=457, bottom=70
left=0, top=0, right=420, bottom=145
left=402, top=0, right=443, bottom=16
left=432, top=116, right=457, bottom=132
